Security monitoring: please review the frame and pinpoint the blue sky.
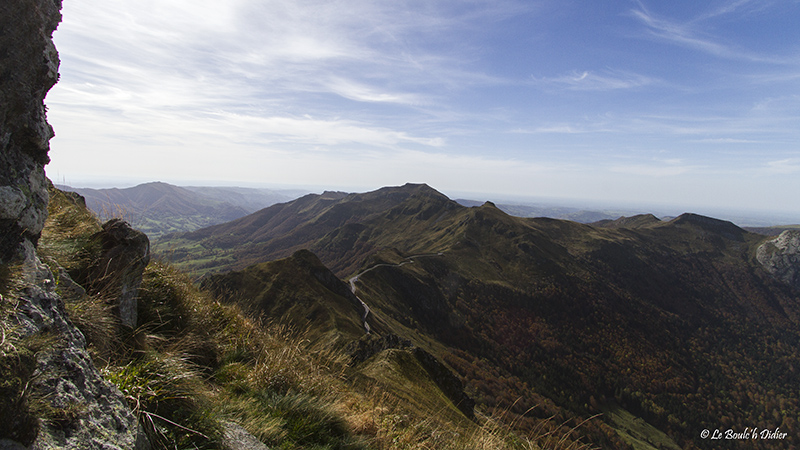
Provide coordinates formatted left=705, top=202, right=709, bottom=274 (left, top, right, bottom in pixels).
left=46, top=0, right=800, bottom=217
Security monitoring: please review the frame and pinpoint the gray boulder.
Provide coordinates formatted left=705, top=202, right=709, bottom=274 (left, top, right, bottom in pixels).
left=222, top=422, right=270, bottom=450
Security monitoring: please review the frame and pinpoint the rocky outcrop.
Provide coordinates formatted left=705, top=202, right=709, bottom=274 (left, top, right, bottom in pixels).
left=0, top=0, right=62, bottom=264
left=346, top=333, right=412, bottom=365
left=346, top=334, right=475, bottom=419
left=757, top=230, right=800, bottom=290
left=83, top=219, right=150, bottom=328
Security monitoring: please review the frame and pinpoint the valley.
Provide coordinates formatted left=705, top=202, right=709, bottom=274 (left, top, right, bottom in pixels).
left=60, top=182, right=306, bottom=239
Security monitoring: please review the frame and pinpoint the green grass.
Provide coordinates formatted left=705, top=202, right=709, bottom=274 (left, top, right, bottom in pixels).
left=104, top=352, right=223, bottom=449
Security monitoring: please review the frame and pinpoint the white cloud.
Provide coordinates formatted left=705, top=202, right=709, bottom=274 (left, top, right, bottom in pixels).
left=44, top=0, right=800, bottom=215
left=689, top=138, right=762, bottom=144
left=325, top=78, right=427, bottom=105
left=763, top=158, right=800, bottom=174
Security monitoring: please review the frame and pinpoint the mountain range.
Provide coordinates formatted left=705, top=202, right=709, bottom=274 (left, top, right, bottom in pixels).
left=11, top=4, right=795, bottom=446
left=59, top=182, right=306, bottom=238
left=157, top=182, right=800, bottom=449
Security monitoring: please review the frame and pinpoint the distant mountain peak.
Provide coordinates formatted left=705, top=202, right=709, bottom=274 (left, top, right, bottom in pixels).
left=401, top=182, right=431, bottom=189
left=668, top=213, right=746, bottom=239
left=378, top=183, right=444, bottom=196
left=593, top=213, right=661, bottom=229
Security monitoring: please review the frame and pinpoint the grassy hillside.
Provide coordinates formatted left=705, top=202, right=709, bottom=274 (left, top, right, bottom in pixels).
left=351, top=206, right=799, bottom=449
left=1, top=184, right=607, bottom=449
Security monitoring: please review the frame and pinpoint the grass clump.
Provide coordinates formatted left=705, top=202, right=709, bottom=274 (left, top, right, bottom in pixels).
left=38, top=183, right=103, bottom=275
left=1, top=264, right=40, bottom=445
left=129, top=261, right=369, bottom=449
left=104, top=352, right=222, bottom=449
left=222, top=390, right=367, bottom=450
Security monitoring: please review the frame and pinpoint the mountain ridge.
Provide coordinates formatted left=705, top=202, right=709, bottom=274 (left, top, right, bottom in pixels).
left=158, top=183, right=463, bottom=276
left=159, top=182, right=800, bottom=449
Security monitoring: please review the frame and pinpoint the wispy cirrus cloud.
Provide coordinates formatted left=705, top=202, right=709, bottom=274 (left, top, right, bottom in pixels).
left=629, top=1, right=787, bottom=63
left=46, top=0, right=800, bottom=215
left=50, top=0, right=531, bottom=162
left=532, top=69, right=657, bottom=91
left=689, top=138, right=763, bottom=144
left=692, top=0, right=780, bottom=22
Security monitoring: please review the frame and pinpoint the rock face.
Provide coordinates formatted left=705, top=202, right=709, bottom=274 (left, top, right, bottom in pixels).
left=757, top=230, right=800, bottom=290
left=0, top=0, right=62, bottom=264
left=0, top=2, right=149, bottom=448
left=12, top=261, right=148, bottom=449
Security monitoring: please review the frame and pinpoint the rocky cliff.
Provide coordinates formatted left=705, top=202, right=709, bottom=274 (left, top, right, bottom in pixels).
left=0, top=0, right=62, bottom=265
left=0, top=2, right=148, bottom=448
left=757, top=229, right=800, bottom=289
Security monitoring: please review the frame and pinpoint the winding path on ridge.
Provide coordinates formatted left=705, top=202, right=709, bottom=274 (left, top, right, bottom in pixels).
left=348, top=253, right=444, bottom=334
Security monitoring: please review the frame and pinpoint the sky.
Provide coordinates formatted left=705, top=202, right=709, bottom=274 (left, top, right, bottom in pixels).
left=45, top=0, right=800, bottom=219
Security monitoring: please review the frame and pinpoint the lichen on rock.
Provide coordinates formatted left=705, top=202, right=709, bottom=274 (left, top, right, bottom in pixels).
left=11, top=261, right=148, bottom=449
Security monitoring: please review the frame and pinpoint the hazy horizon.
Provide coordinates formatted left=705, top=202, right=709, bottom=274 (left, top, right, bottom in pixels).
left=55, top=177, right=800, bottom=227
left=45, top=1, right=800, bottom=217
